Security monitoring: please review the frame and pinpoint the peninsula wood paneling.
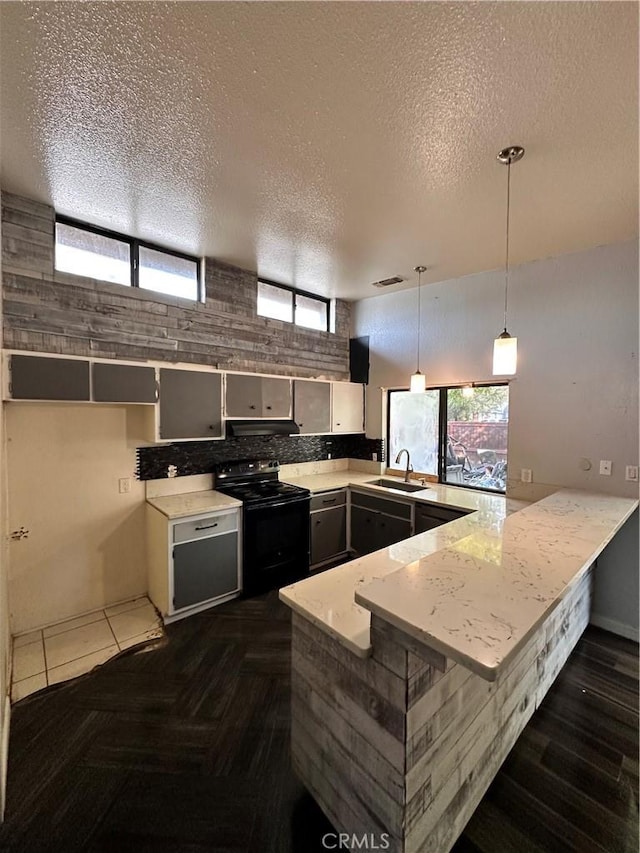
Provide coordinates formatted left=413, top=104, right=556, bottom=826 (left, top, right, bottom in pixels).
left=290, top=567, right=594, bottom=853
left=1, top=191, right=350, bottom=379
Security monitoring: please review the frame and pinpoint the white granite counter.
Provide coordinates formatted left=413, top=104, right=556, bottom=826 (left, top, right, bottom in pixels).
left=280, top=487, right=637, bottom=679
left=282, top=470, right=524, bottom=515
left=146, top=490, right=242, bottom=519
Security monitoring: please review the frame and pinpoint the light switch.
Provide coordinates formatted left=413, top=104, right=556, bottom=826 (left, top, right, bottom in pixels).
left=520, top=468, right=532, bottom=483
left=625, top=465, right=638, bottom=482
left=599, top=460, right=612, bottom=476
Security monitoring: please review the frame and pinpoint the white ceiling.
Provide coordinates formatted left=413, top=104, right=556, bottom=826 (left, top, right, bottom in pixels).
left=0, top=2, right=637, bottom=301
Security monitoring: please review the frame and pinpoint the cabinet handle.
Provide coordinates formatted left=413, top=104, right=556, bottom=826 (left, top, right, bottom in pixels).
left=315, top=519, right=321, bottom=525
left=250, top=405, right=256, bottom=410
left=208, top=425, right=217, bottom=430
left=195, top=522, right=219, bottom=530
left=266, top=405, right=272, bottom=410
left=322, top=498, right=337, bottom=504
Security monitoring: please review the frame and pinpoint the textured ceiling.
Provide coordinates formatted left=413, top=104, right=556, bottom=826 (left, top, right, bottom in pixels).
left=0, top=2, right=637, bottom=301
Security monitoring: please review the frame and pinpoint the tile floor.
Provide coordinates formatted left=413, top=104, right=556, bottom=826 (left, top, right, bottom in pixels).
left=11, top=596, right=164, bottom=702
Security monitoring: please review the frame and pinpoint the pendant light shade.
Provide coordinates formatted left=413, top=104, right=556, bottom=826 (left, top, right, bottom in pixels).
left=493, top=331, right=518, bottom=375
left=492, top=145, right=524, bottom=376
left=410, top=371, right=426, bottom=393
left=410, top=265, right=427, bottom=392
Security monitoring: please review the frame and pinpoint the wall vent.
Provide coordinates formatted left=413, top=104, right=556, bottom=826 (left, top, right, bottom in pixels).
left=371, top=275, right=403, bottom=288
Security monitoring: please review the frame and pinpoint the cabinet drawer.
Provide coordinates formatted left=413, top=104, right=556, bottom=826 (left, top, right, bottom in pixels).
left=173, top=512, right=238, bottom=543
left=310, top=490, right=346, bottom=511
left=350, top=490, right=412, bottom=520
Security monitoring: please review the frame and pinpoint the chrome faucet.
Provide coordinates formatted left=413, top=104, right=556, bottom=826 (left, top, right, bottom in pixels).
left=395, top=448, right=413, bottom=483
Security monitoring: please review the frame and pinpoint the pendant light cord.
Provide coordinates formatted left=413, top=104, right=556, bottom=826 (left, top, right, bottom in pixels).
left=416, top=268, right=421, bottom=372
left=504, top=159, right=511, bottom=332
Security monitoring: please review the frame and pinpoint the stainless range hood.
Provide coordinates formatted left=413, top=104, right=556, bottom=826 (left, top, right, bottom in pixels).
left=226, top=419, right=300, bottom=437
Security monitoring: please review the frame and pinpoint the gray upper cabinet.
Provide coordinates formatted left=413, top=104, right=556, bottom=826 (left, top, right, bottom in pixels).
left=225, top=374, right=291, bottom=418
left=159, top=369, right=223, bottom=440
left=225, top=374, right=262, bottom=417
left=294, top=380, right=331, bottom=433
left=10, top=355, right=90, bottom=401
left=92, top=363, right=157, bottom=403
left=261, top=377, right=291, bottom=417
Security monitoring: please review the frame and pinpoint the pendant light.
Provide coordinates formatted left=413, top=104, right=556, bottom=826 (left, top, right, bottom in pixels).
left=410, top=265, right=427, bottom=392
left=493, top=145, right=524, bottom=375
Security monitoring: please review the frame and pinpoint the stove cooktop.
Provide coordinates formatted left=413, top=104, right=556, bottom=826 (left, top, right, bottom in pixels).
left=217, top=480, right=310, bottom=506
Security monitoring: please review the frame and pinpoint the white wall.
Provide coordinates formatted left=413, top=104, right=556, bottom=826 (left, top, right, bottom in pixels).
left=353, top=240, right=639, bottom=636
left=5, top=403, right=148, bottom=634
left=0, top=205, right=9, bottom=819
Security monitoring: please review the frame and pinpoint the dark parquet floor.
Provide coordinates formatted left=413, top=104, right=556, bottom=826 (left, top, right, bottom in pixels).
left=1, top=592, right=637, bottom=852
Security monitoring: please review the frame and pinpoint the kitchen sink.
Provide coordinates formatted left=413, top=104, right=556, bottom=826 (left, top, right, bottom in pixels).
left=366, top=478, right=427, bottom=493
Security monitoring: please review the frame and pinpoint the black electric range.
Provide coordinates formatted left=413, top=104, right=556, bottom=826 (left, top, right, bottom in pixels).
left=215, top=459, right=311, bottom=595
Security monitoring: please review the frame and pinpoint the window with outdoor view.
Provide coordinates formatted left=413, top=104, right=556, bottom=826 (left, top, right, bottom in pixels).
left=443, top=385, right=509, bottom=492
left=55, top=216, right=201, bottom=301
left=257, top=279, right=330, bottom=332
left=387, top=384, right=509, bottom=494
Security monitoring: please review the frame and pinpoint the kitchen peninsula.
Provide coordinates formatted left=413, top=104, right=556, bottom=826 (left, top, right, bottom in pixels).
left=280, top=487, right=638, bottom=853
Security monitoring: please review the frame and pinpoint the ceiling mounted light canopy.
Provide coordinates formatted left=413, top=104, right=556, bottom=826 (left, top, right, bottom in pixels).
left=410, top=265, right=427, bottom=393
left=493, top=145, right=524, bottom=376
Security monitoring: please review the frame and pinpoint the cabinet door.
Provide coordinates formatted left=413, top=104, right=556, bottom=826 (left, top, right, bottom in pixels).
left=10, top=355, right=90, bottom=401
left=415, top=504, right=466, bottom=533
left=414, top=510, right=443, bottom=534
left=350, top=505, right=378, bottom=556
left=173, top=531, right=239, bottom=611
left=376, top=514, right=412, bottom=550
left=311, top=506, right=347, bottom=565
left=261, top=377, right=291, bottom=417
left=225, top=374, right=262, bottom=417
left=159, top=369, right=223, bottom=439
left=294, top=380, right=331, bottom=433
left=331, top=383, right=364, bottom=433
left=92, top=363, right=157, bottom=403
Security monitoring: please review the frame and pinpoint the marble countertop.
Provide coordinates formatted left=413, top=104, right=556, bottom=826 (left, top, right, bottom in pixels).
left=282, top=470, right=523, bottom=516
left=146, top=490, right=242, bottom=519
left=280, top=487, right=638, bottom=679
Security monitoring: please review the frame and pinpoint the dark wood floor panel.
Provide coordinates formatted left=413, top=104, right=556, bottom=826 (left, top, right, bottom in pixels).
left=2, top=593, right=638, bottom=853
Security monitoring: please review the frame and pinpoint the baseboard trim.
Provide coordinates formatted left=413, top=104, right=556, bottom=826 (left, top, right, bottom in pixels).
left=0, top=695, right=10, bottom=822
left=590, top=614, right=639, bottom=642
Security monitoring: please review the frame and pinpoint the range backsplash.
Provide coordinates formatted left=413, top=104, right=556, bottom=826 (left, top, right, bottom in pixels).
left=136, top=434, right=384, bottom=481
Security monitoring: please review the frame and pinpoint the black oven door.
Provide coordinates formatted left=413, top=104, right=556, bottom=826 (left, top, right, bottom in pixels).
left=242, top=496, right=310, bottom=595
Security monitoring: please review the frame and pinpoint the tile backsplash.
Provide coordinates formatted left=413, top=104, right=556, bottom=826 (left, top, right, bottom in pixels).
left=136, top=433, right=384, bottom=481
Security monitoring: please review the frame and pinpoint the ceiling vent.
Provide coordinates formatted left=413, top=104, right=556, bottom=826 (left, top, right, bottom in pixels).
left=371, top=275, right=403, bottom=288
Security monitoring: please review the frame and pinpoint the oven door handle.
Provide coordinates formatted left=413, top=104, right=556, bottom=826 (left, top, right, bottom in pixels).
left=244, top=496, right=310, bottom=511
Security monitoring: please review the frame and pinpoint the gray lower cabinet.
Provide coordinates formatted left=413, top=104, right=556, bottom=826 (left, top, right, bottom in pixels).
left=173, top=532, right=239, bottom=611
left=310, top=490, right=347, bottom=566
left=294, top=379, right=331, bottom=433
left=350, top=491, right=413, bottom=555
left=159, top=368, right=223, bottom=439
left=376, top=513, right=412, bottom=549
left=147, top=505, right=241, bottom=622
left=225, top=374, right=291, bottom=418
left=92, top=362, right=157, bottom=403
left=414, top=503, right=467, bottom=533
left=10, top=354, right=90, bottom=401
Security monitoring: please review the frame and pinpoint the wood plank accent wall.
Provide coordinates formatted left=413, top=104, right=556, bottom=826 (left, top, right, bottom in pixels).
left=1, top=191, right=350, bottom=379
left=290, top=567, right=593, bottom=853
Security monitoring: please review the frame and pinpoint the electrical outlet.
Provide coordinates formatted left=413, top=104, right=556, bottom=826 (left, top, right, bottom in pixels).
left=520, top=468, right=532, bottom=483
left=118, top=477, right=131, bottom=494
left=625, top=465, right=639, bottom=482
left=599, top=460, right=612, bottom=476
left=372, top=452, right=378, bottom=461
